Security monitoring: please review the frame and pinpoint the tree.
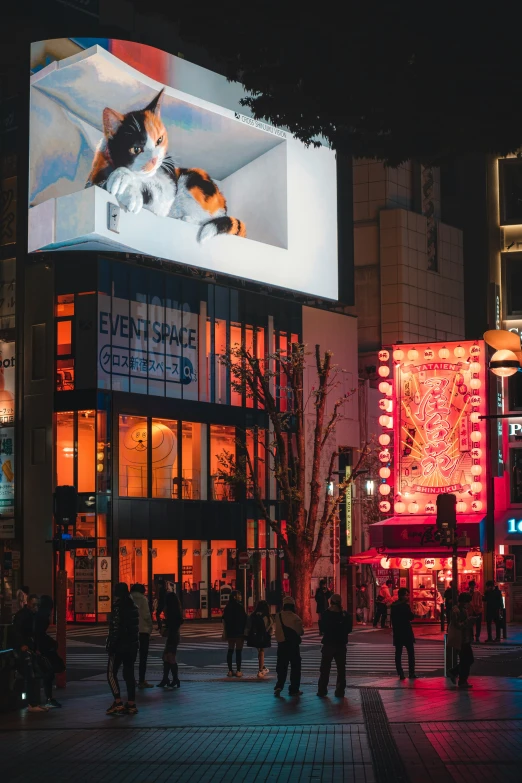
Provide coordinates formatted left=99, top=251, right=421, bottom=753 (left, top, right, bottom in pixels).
left=127, top=2, right=522, bottom=165
left=218, top=342, right=372, bottom=627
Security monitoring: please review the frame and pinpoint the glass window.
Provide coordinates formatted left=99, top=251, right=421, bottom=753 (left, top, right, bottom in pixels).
left=230, top=323, right=242, bottom=407
left=181, top=422, right=203, bottom=499
left=215, top=318, right=227, bottom=404
left=57, top=320, right=72, bottom=356
left=210, top=540, right=237, bottom=615
left=96, top=411, right=111, bottom=493
left=55, top=294, right=74, bottom=317
left=246, top=429, right=265, bottom=498
left=56, top=411, right=74, bottom=486
left=500, top=159, right=522, bottom=225
left=210, top=424, right=236, bottom=500
left=76, top=513, right=95, bottom=538
left=151, top=418, right=178, bottom=499
left=505, top=256, right=522, bottom=316
left=77, top=410, right=95, bottom=493
left=181, top=540, right=206, bottom=619
left=511, top=449, right=522, bottom=503
left=119, top=415, right=148, bottom=497
left=119, top=539, right=148, bottom=588
left=152, top=540, right=178, bottom=593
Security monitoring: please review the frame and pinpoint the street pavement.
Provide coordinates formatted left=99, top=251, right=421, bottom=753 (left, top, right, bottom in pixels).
left=2, top=623, right=521, bottom=782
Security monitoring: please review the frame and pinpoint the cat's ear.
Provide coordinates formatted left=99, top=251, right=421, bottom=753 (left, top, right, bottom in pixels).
left=145, top=89, right=164, bottom=116
left=103, top=107, right=125, bottom=138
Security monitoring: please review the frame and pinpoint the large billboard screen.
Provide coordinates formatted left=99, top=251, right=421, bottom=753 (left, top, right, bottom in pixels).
left=29, top=39, right=339, bottom=300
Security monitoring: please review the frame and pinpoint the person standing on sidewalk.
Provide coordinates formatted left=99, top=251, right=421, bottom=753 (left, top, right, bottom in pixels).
left=483, top=581, right=503, bottom=643
left=373, top=580, right=393, bottom=628
left=246, top=600, right=273, bottom=678
left=13, top=594, right=48, bottom=713
left=222, top=590, right=247, bottom=678
left=356, top=584, right=370, bottom=625
left=444, top=581, right=454, bottom=628
left=314, top=580, right=331, bottom=623
left=447, top=592, right=475, bottom=689
left=158, top=591, right=184, bottom=689
left=468, top=580, right=483, bottom=643
left=391, top=588, right=416, bottom=680
left=130, top=583, right=154, bottom=689
left=106, top=582, right=140, bottom=715
left=317, top=593, right=352, bottom=697
left=35, top=594, right=64, bottom=708
left=274, top=596, right=304, bottom=696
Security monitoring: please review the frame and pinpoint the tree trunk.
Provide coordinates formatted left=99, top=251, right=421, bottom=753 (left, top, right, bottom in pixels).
left=288, top=549, right=315, bottom=628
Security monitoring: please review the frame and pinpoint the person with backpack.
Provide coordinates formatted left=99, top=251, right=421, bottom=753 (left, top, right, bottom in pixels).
left=158, top=592, right=184, bottom=689
left=273, top=596, right=304, bottom=696
left=130, top=583, right=154, bottom=689
left=317, top=593, right=352, bottom=697
left=106, top=582, right=140, bottom=715
left=222, top=590, right=247, bottom=678
left=246, top=600, right=273, bottom=678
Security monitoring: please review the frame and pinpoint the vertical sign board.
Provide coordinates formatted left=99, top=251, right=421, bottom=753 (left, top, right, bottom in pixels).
left=345, top=466, right=352, bottom=546
left=392, top=342, right=487, bottom=516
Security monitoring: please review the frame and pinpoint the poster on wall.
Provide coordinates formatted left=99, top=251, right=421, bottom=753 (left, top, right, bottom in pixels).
left=75, top=581, right=95, bottom=613
left=495, top=554, right=515, bottom=583
left=97, top=581, right=111, bottom=613
left=0, top=427, right=14, bottom=517
left=393, top=342, right=487, bottom=515
left=28, top=39, right=338, bottom=300
left=74, top=556, right=95, bottom=581
left=97, top=555, right=111, bottom=581
left=0, top=342, right=15, bottom=425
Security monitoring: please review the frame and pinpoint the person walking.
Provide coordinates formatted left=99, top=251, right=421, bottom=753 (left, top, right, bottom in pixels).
left=468, top=580, right=483, bottom=643
left=246, top=599, right=273, bottom=678
left=35, top=595, right=64, bottom=708
left=130, top=583, right=154, bottom=689
left=391, top=587, right=416, bottom=680
left=222, top=590, right=247, bottom=678
left=158, top=591, right=184, bottom=689
left=356, top=584, right=370, bottom=625
left=317, top=593, right=352, bottom=697
left=274, top=596, right=304, bottom=696
left=373, top=580, right=393, bottom=628
left=314, top=580, right=332, bottom=623
left=483, top=580, right=503, bottom=643
left=447, top=592, right=475, bottom=688
left=13, top=593, right=48, bottom=713
left=106, top=582, right=140, bottom=715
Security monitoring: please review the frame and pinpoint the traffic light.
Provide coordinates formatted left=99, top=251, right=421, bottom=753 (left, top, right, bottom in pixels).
left=436, top=493, right=456, bottom=546
left=54, top=485, right=78, bottom=535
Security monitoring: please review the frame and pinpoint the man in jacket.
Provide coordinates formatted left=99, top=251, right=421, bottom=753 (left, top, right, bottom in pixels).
left=468, top=580, right=483, bottom=643
left=13, top=594, right=48, bottom=713
left=390, top=587, right=416, bottom=679
left=314, top=580, right=331, bottom=622
left=317, top=593, right=352, bottom=697
left=373, top=580, right=393, bottom=628
left=483, top=580, right=504, bottom=643
left=130, top=583, right=153, bottom=689
left=274, top=596, right=304, bottom=696
left=106, top=582, right=140, bottom=715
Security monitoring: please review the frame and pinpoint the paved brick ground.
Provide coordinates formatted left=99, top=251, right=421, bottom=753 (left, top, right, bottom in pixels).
left=2, top=677, right=522, bottom=782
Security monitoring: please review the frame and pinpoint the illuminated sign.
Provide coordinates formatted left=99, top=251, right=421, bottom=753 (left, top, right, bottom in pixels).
left=28, top=39, right=338, bottom=299
left=392, top=341, right=487, bottom=515
left=507, top=518, right=522, bottom=533
left=345, top=466, right=352, bottom=546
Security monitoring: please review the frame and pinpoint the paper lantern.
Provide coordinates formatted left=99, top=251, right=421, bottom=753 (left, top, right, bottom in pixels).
left=454, top=345, right=466, bottom=359
left=407, top=349, right=419, bottom=360
left=379, top=500, right=391, bottom=513
left=379, top=466, right=391, bottom=479
left=379, top=449, right=391, bottom=462
left=380, top=557, right=391, bottom=569
left=379, top=398, right=393, bottom=412
left=379, top=483, right=391, bottom=496
left=394, top=501, right=406, bottom=513
left=378, top=365, right=390, bottom=377
left=379, top=414, right=392, bottom=428
left=471, top=447, right=482, bottom=459
left=408, top=501, right=419, bottom=514
left=393, top=348, right=404, bottom=361
left=379, top=433, right=391, bottom=446
left=424, top=348, right=434, bottom=359
left=424, top=558, right=436, bottom=569
left=425, top=503, right=436, bottom=514
left=379, top=381, right=392, bottom=394
left=471, top=464, right=482, bottom=476
left=471, top=481, right=482, bottom=494
left=400, top=558, right=413, bottom=569
left=438, top=346, right=450, bottom=359
left=470, top=411, right=481, bottom=423
left=471, top=500, right=482, bottom=511
left=379, top=349, right=390, bottom=362
left=469, top=362, right=481, bottom=374
left=470, top=431, right=481, bottom=442
left=471, top=555, right=483, bottom=569
left=470, top=344, right=481, bottom=356
left=490, top=349, right=519, bottom=378
left=470, top=395, right=481, bottom=405
left=456, top=501, right=467, bottom=513
left=470, top=378, right=481, bottom=390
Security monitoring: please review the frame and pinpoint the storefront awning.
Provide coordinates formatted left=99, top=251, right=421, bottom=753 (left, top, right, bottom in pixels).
left=369, top=515, right=483, bottom=550
left=349, top=546, right=475, bottom=566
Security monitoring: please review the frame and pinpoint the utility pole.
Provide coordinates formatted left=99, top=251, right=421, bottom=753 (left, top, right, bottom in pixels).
left=436, top=493, right=458, bottom=673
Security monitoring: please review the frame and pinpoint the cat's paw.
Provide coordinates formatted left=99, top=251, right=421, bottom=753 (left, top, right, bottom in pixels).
left=107, top=168, right=143, bottom=214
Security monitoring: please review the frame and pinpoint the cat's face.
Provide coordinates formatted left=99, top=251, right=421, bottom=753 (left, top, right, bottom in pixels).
left=102, top=90, right=168, bottom=177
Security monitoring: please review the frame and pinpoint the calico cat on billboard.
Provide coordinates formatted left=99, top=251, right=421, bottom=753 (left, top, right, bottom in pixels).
left=28, top=39, right=339, bottom=300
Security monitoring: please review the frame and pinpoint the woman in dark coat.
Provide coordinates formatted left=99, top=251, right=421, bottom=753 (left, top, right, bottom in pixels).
left=158, top=592, right=183, bottom=689
left=222, top=590, right=247, bottom=677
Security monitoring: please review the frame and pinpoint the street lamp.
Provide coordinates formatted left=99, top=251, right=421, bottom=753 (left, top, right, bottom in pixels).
left=484, top=329, right=522, bottom=375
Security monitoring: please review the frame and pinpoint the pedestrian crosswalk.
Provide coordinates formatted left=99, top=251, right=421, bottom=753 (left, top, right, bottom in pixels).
left=63, top=641, right=510, bottom=674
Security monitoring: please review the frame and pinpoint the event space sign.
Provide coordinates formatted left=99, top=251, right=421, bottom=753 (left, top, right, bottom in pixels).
left=393, top=342, right=487, bottom=515
left=28, top=39, right=338, bottom=300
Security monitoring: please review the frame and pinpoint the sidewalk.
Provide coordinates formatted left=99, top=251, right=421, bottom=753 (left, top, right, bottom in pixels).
left=1, top=675, right=521, bottom=782
left=352, top=622, right=522, bottom=644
